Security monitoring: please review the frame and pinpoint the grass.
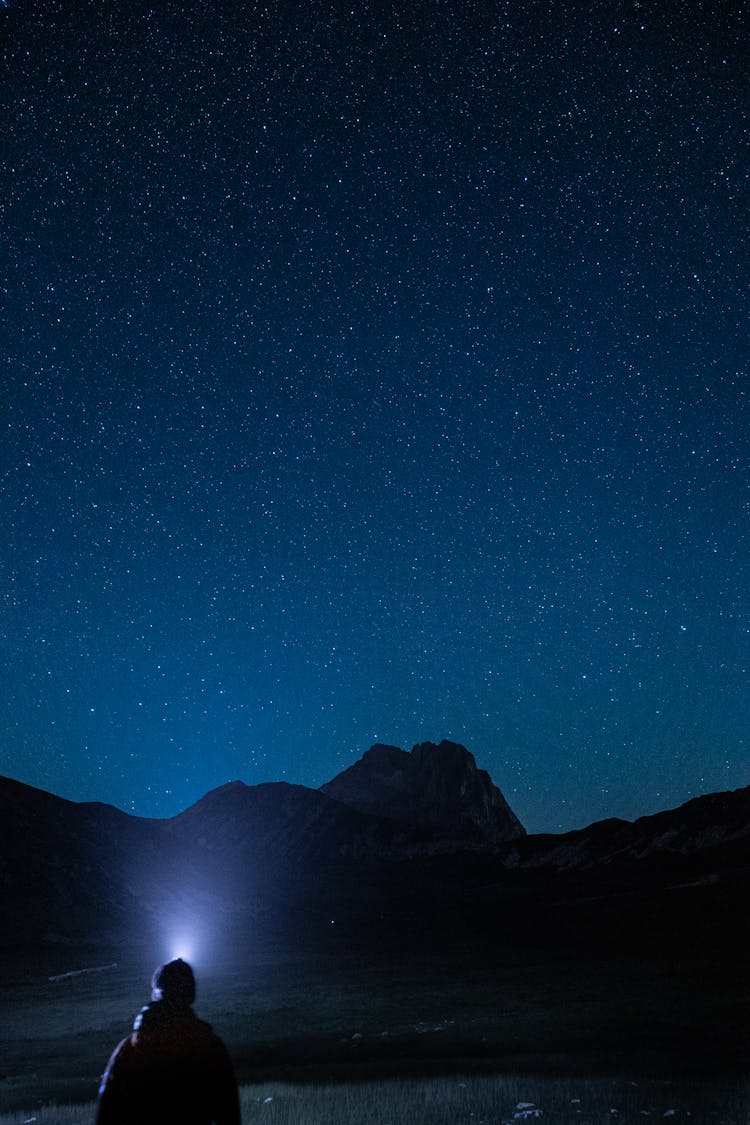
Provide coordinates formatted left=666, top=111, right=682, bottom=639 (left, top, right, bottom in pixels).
left=0, top=1072, right=748, bottom=1125
left=2, top=946, right=748, bottom=1121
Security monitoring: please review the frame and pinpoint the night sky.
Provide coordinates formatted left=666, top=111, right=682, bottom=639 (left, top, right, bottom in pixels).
left=1, top=0, right=747, bottom=833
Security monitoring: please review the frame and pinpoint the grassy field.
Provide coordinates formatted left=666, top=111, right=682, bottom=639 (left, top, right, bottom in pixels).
left=1, top=945, right=748, bottom=1119
left=1, top=1072, right=749, bottom=1125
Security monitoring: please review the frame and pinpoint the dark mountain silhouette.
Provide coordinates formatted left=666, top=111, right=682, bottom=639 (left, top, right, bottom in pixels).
left=1, top=743, right=748, bottom=961
left=321, top=740, right=525, bottom=844
left=509, top=781, right=750, bottom=876
left=164, top=778, right=439, bottom=863
left=0, top=775, right=185, bottom=950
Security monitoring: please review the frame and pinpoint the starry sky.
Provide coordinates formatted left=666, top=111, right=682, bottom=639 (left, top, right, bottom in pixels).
left=1, top=0, right=747, bottom=833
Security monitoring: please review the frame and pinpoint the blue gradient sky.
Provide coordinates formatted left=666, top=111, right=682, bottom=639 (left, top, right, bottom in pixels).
left=1, top=0, right=747, bottom=832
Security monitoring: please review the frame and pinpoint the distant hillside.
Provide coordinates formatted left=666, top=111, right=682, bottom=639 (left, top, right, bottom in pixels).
left=1, top=743, right=748, bottom=961
left=508, top=782, right=750, bottom=876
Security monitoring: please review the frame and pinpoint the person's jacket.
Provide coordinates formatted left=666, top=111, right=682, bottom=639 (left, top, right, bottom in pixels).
left=95, top=999, right=241, bottom=1125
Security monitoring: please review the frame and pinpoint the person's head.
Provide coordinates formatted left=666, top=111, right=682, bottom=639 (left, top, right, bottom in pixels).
left=151, top=958, right=196, bottom=1006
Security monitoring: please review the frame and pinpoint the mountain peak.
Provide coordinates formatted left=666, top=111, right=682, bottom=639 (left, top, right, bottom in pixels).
left=322, top=740, right=525, bottom=844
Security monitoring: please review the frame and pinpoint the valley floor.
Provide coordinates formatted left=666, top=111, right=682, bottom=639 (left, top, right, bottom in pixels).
left=1, top=1072, right=749, bottom=1125
left=1, top=944, right=748, bottom=1118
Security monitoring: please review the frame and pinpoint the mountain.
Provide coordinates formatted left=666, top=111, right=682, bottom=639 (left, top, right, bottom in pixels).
left=0, top=764, right=478, bottom=958
left=321, top=740, right=526, bottom=844
left=0, top=775, right=186, bottom=950
left=163, top=779, right=437, bottom=864
left=1, top=746, right=748, bottom=963
left=508, top=781, right=750, bottom=878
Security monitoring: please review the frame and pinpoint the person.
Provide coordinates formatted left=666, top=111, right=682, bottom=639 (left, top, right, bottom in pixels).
left=96, top=958, right=241, bottom=1125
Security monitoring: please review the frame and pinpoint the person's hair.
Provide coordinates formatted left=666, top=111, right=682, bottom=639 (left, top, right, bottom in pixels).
left=151, top=958, right=196, bottom=1005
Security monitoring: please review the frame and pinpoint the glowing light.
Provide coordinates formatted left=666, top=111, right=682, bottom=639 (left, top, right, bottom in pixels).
left=168, top=931, right=197, bottom=965
left=163, top=907, right=216, bottom=970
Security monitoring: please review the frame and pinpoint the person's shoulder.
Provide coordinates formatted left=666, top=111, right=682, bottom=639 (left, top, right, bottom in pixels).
left=192, top=1016, right=231, bottom=1055
left=110, top=1035, right=134, bottom=1057
left=132, top=1006, right=146, bottom=1029
left=192, top=1014, right=220, bottom=1042
left=102, top=1035, right=135, bottom=1079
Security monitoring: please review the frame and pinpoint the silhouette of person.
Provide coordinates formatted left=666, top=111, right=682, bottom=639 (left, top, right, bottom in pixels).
left=96, top=958, right=241, bottom=1125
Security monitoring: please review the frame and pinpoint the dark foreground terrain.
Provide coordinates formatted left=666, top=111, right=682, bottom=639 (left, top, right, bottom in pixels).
left=2, top=754, right=749, bottom=1114
left=1, top=924, right=748, bottom=1116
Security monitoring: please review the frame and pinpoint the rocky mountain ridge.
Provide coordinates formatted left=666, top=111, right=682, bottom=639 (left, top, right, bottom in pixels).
left=1, top=741, right=748, bottom=959
left=321, top=740, right=525, bottom=844
left=509, top=781, right=750, bottom=875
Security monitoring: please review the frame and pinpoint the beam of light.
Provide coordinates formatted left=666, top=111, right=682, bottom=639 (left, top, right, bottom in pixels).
left=164, top=913, right=213, bottom=967
left=169, top=933, right=197, bottom=964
